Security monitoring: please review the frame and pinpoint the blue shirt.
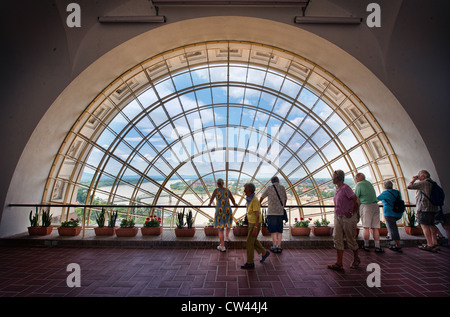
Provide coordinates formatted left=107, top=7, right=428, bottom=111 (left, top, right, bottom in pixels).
left=377, top=189, right=403, bottom=218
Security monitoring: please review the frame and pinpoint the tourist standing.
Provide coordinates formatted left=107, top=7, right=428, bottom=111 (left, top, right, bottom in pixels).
left=377, top=181, right=403, bottom=252
left=355, top=172, right=384, bottom=253
left=328, top=170, right=360, bottom=271
left=260, top=176, right=287, bottom=253
left=407, top=170, right=440, bottom=252
left=209, top=178, right=237, bottom=252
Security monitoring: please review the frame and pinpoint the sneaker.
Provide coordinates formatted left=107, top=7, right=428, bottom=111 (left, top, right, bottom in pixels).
left=241, top=263, right=255, bottom=269
left=217, top=245, right=226, bottom=252
left=277, top=246, right=283, bottom=253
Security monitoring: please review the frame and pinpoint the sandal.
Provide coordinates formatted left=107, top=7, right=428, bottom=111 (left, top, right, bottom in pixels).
left=388, top=246, right=403, bottom=252
left=418, top=244, right=437, bottom=252
left=350, top=258, right=361, bottom=269
left=327, top=263, right=344, bottom=271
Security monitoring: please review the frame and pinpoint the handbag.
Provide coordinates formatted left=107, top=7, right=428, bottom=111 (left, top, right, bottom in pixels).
left=273, top=185, right=288, bottom=223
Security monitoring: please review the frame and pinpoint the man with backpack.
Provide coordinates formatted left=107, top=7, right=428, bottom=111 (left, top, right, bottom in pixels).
left=407, top=170, right=444, bottom=252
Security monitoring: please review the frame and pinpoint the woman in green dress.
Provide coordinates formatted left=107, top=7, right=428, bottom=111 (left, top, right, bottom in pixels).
left=208, top=178, right=238, bottom=251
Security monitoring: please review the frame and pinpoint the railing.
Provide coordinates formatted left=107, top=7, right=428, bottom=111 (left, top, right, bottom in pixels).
left=9, top=203, right=414, bottom=239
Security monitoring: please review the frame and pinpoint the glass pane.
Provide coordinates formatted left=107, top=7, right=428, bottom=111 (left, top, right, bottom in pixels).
left=122, top=100, right=142, bottom=121
left=150, top=106, right=168, bottom=127
left=137, top=88, right=158, bottom=108
left=280, top=79, right=301, bottom=99
left=264, top=71, right=283, bottom=91
left=172, top=72, right=192, bottom=91
left=154, top=78, right=176, bottom=99
left=298, top=88, right=318, bottom=109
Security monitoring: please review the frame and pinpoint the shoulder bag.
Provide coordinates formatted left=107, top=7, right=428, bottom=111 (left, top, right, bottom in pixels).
left=273, top=185, right=288, bottom=223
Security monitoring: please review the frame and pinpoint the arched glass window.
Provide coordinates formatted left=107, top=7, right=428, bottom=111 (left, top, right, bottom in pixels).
left=43, top=41, right=406, bottom=227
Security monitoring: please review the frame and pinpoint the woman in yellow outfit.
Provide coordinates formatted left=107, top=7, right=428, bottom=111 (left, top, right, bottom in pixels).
left=209, top=178, right=237, bottom=251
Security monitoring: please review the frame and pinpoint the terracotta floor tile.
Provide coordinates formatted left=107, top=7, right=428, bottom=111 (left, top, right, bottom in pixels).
left=0, top=236, right=449, bottom=300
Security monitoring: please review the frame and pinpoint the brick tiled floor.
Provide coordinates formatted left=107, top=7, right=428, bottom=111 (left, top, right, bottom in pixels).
left=0, top=244, right=449, bottom=298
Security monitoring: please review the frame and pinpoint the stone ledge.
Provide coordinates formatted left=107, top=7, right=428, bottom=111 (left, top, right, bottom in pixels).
left=0, top=227, right=427, bottom=249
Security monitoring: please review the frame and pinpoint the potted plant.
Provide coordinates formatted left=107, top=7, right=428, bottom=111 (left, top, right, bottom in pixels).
left=404, top=210, right=423, bottom=235
left=58, top=217, right=81, bottom=236
left=312, top=217, right=333, bottom=236
left=204, top=219, right=218, bottom=236
left=261, top=209, right=270, bottom=236
left=28, top=209, right=53, bottom=235
left=94, top=209, right=118, bottom=236
left=232, top=218, right=248, bottom=237
left=379, top=220, right=388, bottom=236
left=174, top=209, right=196, bottom=237
left=116, top=218, right=138, bottom=237
left=141, top=215, right=162, bottom=236
left=291, top=217, right=312, bottom=236
left=116, top=218, right=139, bottom=237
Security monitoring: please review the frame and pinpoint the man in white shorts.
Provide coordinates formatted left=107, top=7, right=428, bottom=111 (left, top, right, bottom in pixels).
left=355, top=173, right=384, bottom=253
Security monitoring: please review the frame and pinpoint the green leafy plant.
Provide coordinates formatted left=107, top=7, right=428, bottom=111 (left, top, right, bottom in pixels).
left=120, top=218, right=135, bottom=228
left=314, top=217, right=330, bottom=227
left=144, top=215, right=161, bottom=227
left=261, top=209, right=268, bottom=227
left=294, top=217, right=312, bottom=228
left=108, top=210, right=118, bottom=228
left=61, top=218, right=80, bottom=227
left=235, top=218, right=246, bottom=227
left=175, top=209, right=186, bottom=229
left=186, top=209, right=194, bottom=229
left=41, top=210, right=52, bottom=227
left=95, top=208, right=106, bottom=228
left=405, top=209, right=416, bottom=227
left=29, top=210, right=39, bottom=227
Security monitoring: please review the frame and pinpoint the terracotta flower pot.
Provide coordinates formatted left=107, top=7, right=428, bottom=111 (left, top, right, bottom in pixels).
left=291, top=226, right=311, bottom=236
left=141, top=226, right=162, bottom=236
left=115, top=227, right=139, bottom=237
left=204, top=226, right=218, bottom=236
left=261, top=226, right=271, bottom=236
left=378, top=227, right=388, bottom=236
left=404, top=226, right=423, bottom=236
left=94, top=226, right=117, bottom=236
left=58, top=226, right=82, bottom=236
left=174, top=228, right=196, bottom=237
left=28, top=226, right=52, bottom=236
left=233, top=226, right=248, bottom=237
left=312, top=226, right=333, bottom=236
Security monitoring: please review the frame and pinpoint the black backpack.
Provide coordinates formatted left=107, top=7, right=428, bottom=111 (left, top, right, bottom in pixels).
left=423, top=180, right=445, bottom=208
left=388, top=190, right=405, bottom=214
